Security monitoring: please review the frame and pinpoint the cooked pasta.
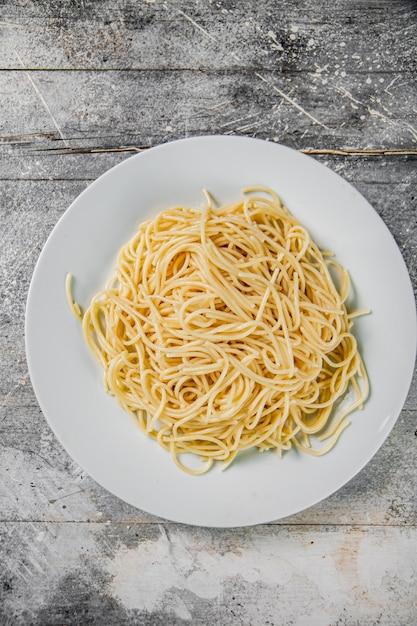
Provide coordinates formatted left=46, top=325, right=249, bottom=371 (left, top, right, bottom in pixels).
left=68, top=187, right=368, bottom=474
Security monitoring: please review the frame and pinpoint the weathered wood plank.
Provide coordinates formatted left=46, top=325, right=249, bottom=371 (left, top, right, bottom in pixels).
left=0, top=0, right=416, bottom=75
left=1, top=522, right=416, bottom=625
left=0, top=68, right=416, bottom=152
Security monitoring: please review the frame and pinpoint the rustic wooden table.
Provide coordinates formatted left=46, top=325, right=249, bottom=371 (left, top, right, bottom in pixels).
left=1, top=1, right=417, bottom=624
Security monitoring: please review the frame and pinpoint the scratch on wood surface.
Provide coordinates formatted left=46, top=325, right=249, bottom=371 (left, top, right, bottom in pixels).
left=1, top=199, right=41, bottom=266
left=205, top=100, right=232, bottom=111
left=0, top=374, right=30, bottom=413
left=230, top=52, right=241, bottom=62
left=70, top=461, right=88, bottom=485
left=0, top=132, right=57, bottom=144
left=0, top=442, right=54, bottom=469
left=255, top=72, right=328, bottom=129
left=300, top=148, right=417, bottom=156
left=235, top=121, right=262, bottom=132
left=48, top=488, right=87, bottom=505
left=26, top=552, right=47, bottom=575
left=177, top=9, right=217, bottom=42
left=220, top=113, right=261, bottom=128
left=405, top=123, right=417, bottom=143
left=14, top=51, right=69, bottom=148
left=334, top=86, right=365, bottom=107
left=30, top=144, right=417, bottom=157
left=1, top=239, right=42, bottom=289
left=35, top=146, right=143, bottom=154
left=384, top=76, right=400, bottom=96
left=0, top=21, right=26, bottom=29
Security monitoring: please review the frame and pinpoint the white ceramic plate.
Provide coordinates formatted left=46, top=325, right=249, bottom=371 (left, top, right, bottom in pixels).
left=26, top=136, right=416, bottom=527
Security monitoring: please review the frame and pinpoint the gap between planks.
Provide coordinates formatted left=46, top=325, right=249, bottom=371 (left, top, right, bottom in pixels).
left=0, top=520, right=415, bottom=528
left=6, top=145, right=417, bottom=156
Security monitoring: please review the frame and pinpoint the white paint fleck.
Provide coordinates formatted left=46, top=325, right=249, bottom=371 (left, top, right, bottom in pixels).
left=165, top=125, right=173, bottom=132
left=289, top=33, right=296, bottom=40
left=307, top=38, right=315, bottom=47
left=267, top=31, right=284, bottom=52
left=290, top=25, right=299, bottom=32
left=366, top=77, right=372, bottom=85
left=340, top=42, right=346, bottom=47
left=341, top=71, right=347, bottom=78
left=379, top=78, right=385, bottom=83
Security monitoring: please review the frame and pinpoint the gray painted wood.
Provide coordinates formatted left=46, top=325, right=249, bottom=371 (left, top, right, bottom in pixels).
left=1, top=522, right=416, bottom=625
left=0, top=68, right=416, bottom=150
left=1, top=0, right=416, bottom=623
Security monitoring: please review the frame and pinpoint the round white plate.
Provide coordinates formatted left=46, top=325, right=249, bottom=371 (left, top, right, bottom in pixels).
left=26, top=136, right=416, bottom=527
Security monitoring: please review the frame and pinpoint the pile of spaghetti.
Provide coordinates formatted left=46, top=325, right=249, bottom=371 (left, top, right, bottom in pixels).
left=69, top=187, right=368, bottom=474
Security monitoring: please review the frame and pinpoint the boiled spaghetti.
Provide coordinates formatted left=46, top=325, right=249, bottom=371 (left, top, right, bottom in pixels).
left=68, top=187, right=368, bottom=474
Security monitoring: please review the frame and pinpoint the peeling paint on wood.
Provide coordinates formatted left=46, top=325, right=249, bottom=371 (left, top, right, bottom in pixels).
left=1, top=523, right=417, bottom=625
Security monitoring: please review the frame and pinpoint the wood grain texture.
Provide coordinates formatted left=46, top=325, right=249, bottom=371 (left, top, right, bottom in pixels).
left=1, top=522, right=417, bottom=626
left=1, top=0, right=416, bottom=623
left=0, top=68, right=416, bottom=151
left=1, top=0, right=416, bottom=73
